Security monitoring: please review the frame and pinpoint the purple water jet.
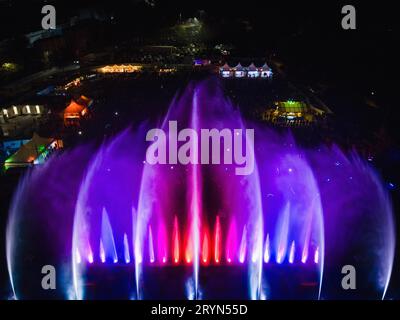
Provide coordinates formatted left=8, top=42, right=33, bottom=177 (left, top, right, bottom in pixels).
left=5, top=79, right=395, bottom=300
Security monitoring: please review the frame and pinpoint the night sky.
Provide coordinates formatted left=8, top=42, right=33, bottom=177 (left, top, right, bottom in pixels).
left=0, top=1, right=396, bottom=86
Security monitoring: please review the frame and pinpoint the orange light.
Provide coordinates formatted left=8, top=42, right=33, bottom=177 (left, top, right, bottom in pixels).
left=201, top=230, right=210, bottom=265
left=173, top=216, right=180, bottom=263
left=214, top=216, right=221, bottom=264
left=185, top=240, right=192, bottom=265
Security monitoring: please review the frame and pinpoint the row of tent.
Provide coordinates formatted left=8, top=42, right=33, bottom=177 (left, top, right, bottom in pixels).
left=219, top=62, right=273, bottom=78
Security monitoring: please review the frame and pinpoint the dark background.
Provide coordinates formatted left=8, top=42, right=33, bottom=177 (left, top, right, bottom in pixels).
left=0, top=0, right=396, bottom=89
left=0, top=0, right=397, bottom=138
left=0, top=0, right=399, bottom=300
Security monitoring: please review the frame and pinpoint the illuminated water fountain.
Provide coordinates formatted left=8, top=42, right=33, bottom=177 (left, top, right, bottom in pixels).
left=5, top=79, right=395, bottom=300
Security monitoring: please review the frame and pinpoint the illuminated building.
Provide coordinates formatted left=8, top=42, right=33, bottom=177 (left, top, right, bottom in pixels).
left=1, top=105, right=44, bottom=118
left=262, top=100, right=325, bottom=126
left=193, top=59, right=211, bottom=66
left=64, top=77, right=83, bottom=90
left=64, top=95, right=93, bottom=126
left=158, top=67, right=177, bottom=74
left=3, top=133, right=63, bottom=170
left=97, top=64, right=142, bottom=74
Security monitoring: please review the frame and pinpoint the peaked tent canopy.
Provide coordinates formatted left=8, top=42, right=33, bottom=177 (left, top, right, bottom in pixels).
left=261, top=63, right=271, bottom=71
left=4, top=133, right=54, bottom=168
left=64, top=100, right=85, bottom=116
left=64, top=95, right=92, bottom=123
left=235, top=63, right=244, bottom=71
left=248, top=63, right=258, bottom=71
left=220, top=63, right=231, bottom=70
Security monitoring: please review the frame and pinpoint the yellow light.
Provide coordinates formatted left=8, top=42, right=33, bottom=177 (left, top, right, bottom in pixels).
left=1, top=62, right=18, bottom=72
left=98, top=64, right=142, bottom=73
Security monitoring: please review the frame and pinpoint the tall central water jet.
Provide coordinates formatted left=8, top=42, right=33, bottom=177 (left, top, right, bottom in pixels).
left=5, top=78, right=395, bottom=300
left=187, top=89, right=202, bottom=298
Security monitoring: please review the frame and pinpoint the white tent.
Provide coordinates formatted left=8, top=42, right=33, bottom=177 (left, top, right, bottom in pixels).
left=247, top=63, right=259, bottom=78
left=4, top=133, right=62, bottom=170
left=234, top=63, right=246, bottom=78
left=260, top=63, right=273, bottom=78
left=220, top=63, right=232, bottom=78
